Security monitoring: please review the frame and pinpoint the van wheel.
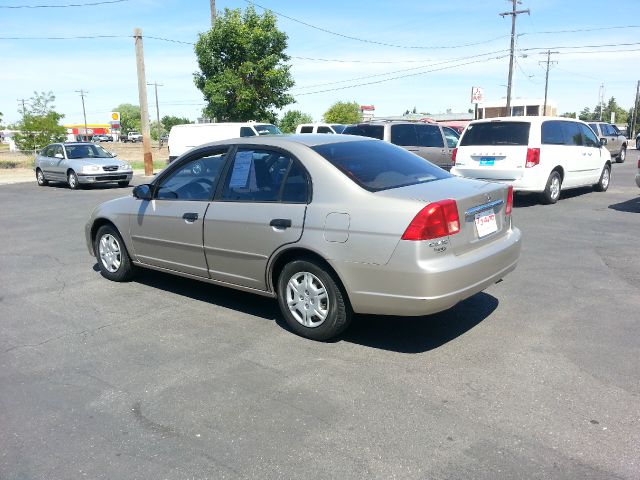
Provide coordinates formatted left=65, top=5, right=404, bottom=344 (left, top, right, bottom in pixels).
left=594, top=165, right=610, bottom=192
left=277, top=259, right=352, bottom=341
left=616, top=146, right=626, bottom=163
left=541, top=171, right=562, bottom=204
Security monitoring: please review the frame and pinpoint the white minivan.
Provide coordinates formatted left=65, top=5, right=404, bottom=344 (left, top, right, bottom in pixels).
left=451, top=117, right=612, bottom=204
left=168, top=122, right=281, bottom=162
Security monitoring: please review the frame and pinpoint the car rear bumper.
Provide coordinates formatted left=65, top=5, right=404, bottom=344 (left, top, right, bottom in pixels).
left=338, top=227, right=522, bottom=316
left=77, top=172, right=132, bottom=184
left=636, top=172, right=640, bottom=188
left=452, top=166, right=548, bottom=193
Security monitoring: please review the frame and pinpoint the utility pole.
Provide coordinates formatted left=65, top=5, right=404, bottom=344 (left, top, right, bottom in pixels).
left=17, top=98, right=27, bottom=119
left=631, top=80, right=639, bottom=139
left=210, top=0, right=215, bottom=26
left=598, top=83, right=605, bottom=121
left=500, top=0, right=529, bottom=116
left=147, top=81, right=163, bottom=150
left=133, top=28, right=153, bottom=176
left=75, top=89, right=89, bottom=140
left=539, top=50, right=558, bottom=116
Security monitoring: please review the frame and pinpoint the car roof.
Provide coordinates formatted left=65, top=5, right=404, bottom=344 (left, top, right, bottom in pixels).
left=199, top=133, right=377, bottom=150
left=468, top=116, right=587, bottom=125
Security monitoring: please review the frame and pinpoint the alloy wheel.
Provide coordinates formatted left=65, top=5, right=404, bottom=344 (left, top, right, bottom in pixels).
left=285, top=271, right=329, bottom=328
left=98, top=234, right=122, bottom=273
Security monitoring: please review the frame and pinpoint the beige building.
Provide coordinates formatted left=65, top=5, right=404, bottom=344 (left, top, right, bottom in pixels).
left=479, top=98, right=557, bottom=118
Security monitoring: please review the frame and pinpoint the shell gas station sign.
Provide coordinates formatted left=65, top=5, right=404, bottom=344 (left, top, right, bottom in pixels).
left=110, top=111, right=120, bottom=130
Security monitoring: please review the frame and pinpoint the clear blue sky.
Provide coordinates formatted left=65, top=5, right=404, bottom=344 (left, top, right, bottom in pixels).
left=1, top=0, right=638, bottom=126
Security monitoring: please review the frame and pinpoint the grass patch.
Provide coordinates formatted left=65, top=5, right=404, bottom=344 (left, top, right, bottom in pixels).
left=130, top=160, right=168, bottom=171
left=0, top=158, right=34, bottom=169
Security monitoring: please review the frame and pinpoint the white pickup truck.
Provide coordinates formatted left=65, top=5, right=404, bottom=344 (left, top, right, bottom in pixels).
left=123, top=131, right=142, bottom=143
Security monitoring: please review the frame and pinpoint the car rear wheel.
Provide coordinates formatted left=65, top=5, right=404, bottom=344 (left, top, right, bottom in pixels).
left=67, top=170, right=80, bottom=190
left=36, top=168, right=48, bottom=186
left=541, top=171, right=562, bottom=204
left=94, top=225, right=135, bottom=282
left=617, top=146, right=626, bottom=163
left=594, top=164, right=611, bottom=192
left=277, top=259, right=352, bottom=341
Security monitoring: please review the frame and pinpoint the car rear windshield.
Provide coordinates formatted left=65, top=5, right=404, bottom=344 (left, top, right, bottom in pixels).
left=311, top=140, right=449, bottom=192
left=342, top=124, right=385, bottom=140
left=255, top=124, right=282, bottom=135
left=460, top=122, right=530, bottom=146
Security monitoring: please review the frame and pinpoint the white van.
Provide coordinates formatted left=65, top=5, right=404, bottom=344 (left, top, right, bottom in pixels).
left=295, top=123, right=346, bottom=134
left=168, top=122, right=282, bottom=162
left=450, top=117, right=612, bottom=204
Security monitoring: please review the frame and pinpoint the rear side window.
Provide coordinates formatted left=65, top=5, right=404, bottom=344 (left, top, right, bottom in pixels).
left=563, top=122, right=583, bottom=146
left=317, top=126, right=332, bottom=134
left=240, top=127, right=256, bottom=137
left=299, top=126, right=313, bottom=133
left=460, top=122, right=530, bottom=146
left=588, top=123, right=599, bottom=135
left=541, top=121, right=567, bottom=145
left=311, top=140, right=448, bottom=192
left=342, top=124, right=384, bottom=140
left=390, top=124, right=417, bottom=146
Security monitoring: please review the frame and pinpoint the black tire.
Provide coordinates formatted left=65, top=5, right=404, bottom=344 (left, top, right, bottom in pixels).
left=118, top=181, right=130, bottom=188
left=594, top=164, right=611, bottom=192
left=277, top=259, right=352, bottom=341
left=616, top=145, right=626, bottom=163
left=36, top=168, right=48, bottom=186
left=94, top=225, right=135, bottom=282
left=541, top=171, right=562, bottom=204
left=67, top=170, right=80, bottom=190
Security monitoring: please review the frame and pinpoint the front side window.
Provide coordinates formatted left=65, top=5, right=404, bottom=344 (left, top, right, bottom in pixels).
left=240, top=127, right=256, bottom=137
left=221, top=149, right=308, bottom=203
left=41, top=145, right=54, bottom=157
left=442, top=127, right=460, bottom=148
left=460, top=122, right=530, bottom=146
left=541, top=121, right=566, bottom=145
left=317, top=126, right=332, bottom=134
left=601, top=124, right=614, bottom=136
left=342, top=124, right=384, bottom=140
left=390, top=124, right=418, bottom=146
left=254, top=124, right=282, bottom=136
left=52, top=144, right=64, bottom=158
left=312, top=140, right=448, bottom=192
left=416, top=124, right=444, bottom=148
left=579, top=124, right=599, bottom=148
left=156, top=150, right=227, bottom=201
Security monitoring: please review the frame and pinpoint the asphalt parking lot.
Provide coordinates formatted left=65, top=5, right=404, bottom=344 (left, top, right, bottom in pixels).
left=1, top=152, right=639, bottom=480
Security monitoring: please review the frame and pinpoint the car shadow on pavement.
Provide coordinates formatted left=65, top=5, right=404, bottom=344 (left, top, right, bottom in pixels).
left=608, top=196, right=640, bottom=213
left=341, top=292, right=498, bottom=353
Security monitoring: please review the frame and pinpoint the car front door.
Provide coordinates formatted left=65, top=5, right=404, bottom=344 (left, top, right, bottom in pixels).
left=129, top=147, right=228, bottom=277
left=203, top=147, right=309, bottom=291
left=601, top=123, right=619, bottom=157
left=51, top=144, right=68, bottom=180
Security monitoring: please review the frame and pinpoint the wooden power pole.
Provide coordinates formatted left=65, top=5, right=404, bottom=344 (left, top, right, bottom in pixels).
left=210, top=0, right=216, bottom=26
left=539, top=50, right=558, bottom=116
left=134, top=28, right=153, bottom=176
left=631, top=80, right=640, bottom=139
left=75, top=89, right=89, bottom=140
left=500, top=0, right=529, bottom=116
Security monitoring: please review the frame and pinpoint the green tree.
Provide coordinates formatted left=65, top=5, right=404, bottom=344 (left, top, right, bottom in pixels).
left=113, top=103, right=141, bottom=134
left=601, top=97, right=627, bottom=124
left=323, top=101, right=361, bottom=124
left=578, top=107, right=592, bottom=121
left=161, top=115, right=192, bottom=134
left=560, top=112, right=576, bottom=118
left=278, top=110, right=313, bottom=133
left=0, top=111, right=4, bottom=128
left=13, top=91, right=66, bottom=151
left=149, top=121, right=166, bottom=141
left=194, top=6, right=294, bottom=123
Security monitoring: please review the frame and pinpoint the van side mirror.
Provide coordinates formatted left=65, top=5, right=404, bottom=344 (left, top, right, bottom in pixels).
left=599, top=138, right=607, bottom=146
left=132, top=184, right=153, bottom=200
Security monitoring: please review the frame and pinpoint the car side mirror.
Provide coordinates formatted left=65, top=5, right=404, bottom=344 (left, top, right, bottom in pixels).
left=132, top=184, right=153, bottom=200
left=54, top=153, right=64, bottom=159
left=111, top=152, right=117, bottom=157
left=599, top=138, right=607, bottom=146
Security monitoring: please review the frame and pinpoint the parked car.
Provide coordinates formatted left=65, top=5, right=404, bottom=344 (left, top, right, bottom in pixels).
left=451, top=117, right=612, bottom=204
left=168, top=122, right=282, bottom=162
left=295, top=123, right=346, bottom=134
left=92, top=134, right=112, bottom=142
left=588, top=122, right=627, bottom=163
left=85, top=135, right=521, bottom=341
left=636, top=157, right=640, bottom=188
left=125, top=132, right=142, bottom=143
left=35, top=142, right=133, bottom=189
left=342, top=120, right=458, bottom=170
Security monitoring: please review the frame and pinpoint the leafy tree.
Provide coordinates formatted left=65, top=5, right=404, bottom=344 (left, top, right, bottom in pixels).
left=601, top=97, right=627, bottom=124
left=113, top=103, right=141, bottom=134
left=560, top=112, right=576, bottom=118
left=194, top=6, right=294, bottom=123
left=149, top=121, right=166, bottom=141
left=578, top=107, right=592, bottom=121
left=323, top=101, right=361, bottom=124
left=161, top=115, right=192, bottom=134
left=13, top=91, right=66, bottom=151
left=0, top=111, right=3, bottom=128
left=278, top=110, right=313, bottom=133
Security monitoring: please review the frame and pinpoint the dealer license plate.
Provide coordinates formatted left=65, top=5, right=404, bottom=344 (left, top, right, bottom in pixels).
left=475, top=210, right=498, bottom=238
left=479, top=157, right=495, bottom=166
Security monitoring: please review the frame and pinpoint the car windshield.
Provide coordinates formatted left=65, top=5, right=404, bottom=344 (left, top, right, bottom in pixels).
left=460, top=122, right=530, bottom=146
left=311, top=140, right=449, bottom=192
left=65, top=144, right=113, bottom=159
left=255, top=124, right=282, bottom=135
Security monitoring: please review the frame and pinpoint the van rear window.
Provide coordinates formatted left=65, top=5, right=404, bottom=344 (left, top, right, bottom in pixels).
left=460, top=122, right=530, bottom=146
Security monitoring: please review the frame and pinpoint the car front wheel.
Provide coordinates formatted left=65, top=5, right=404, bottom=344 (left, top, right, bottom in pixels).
left=36, top=168, right=48, bottom=186
left=617, top=146, right=626, bottom=163
left=541, top=171, right=562, bottom=204
left=277, top=259, right=352, bottom=341
left=94, top=225, right=135, bottom=282
left=68, top=170, right=80, bottom=190
left=594, top=164, right=611, bottom=192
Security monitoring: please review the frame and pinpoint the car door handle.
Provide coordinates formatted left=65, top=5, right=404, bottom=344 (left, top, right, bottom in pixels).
left=182, top=212, right=199, bottom=222
left=270, top=218, right=292, bottom=229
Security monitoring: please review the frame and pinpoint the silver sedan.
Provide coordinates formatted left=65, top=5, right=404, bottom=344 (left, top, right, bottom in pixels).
left=35, top=142, right=133, bottom=189
left=85, top=135, right=521, bottom=340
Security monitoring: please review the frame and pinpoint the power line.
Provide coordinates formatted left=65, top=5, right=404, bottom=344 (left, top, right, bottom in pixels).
left=521, top=25, right=640, bottom=35
left=521, top=41, right=640, bottom=51
left=0, top=0, right=126, bottom=8
left=0, top=35, right=126, bottom=40
left=246, top=0, right=509, bottom=50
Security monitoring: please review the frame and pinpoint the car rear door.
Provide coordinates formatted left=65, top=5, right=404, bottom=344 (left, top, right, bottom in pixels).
left=129, top=147, right=228, bottom=277
left=415, top=123, right=451, bottom=169
left=203, top=147, right=309, bottom=290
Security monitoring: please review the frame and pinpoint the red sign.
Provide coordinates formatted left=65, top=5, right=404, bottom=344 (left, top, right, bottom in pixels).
left=360, top=105, right=375, bottom=111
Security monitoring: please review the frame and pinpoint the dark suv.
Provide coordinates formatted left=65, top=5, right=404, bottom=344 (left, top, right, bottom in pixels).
left=342, top=121, right=459, bottom=170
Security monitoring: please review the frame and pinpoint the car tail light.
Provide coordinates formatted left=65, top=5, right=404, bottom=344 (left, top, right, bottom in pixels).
left=505, top=186, right=513, bottom=216
left=402, top=199, right=460, bottom=241
left=525, top=148, right=540, bottom=168
left=637, top=158, right=640, bottom=169
left=451, top=147, right=458, bottom=165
